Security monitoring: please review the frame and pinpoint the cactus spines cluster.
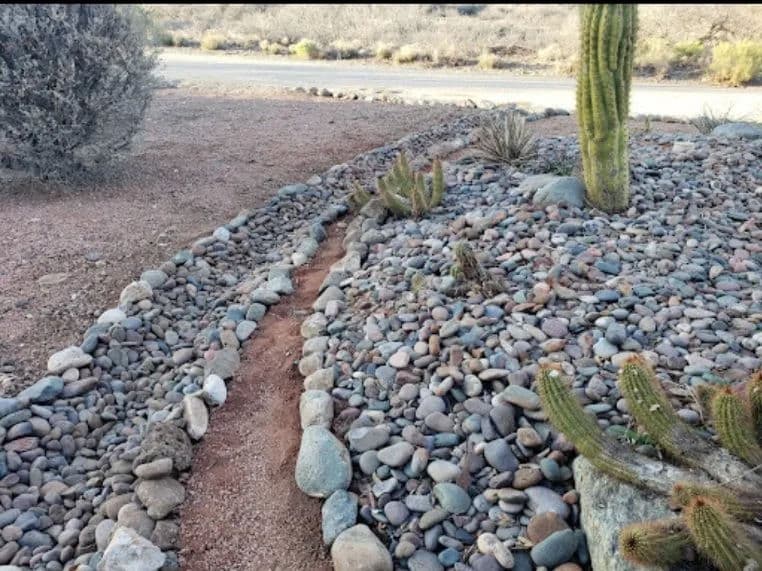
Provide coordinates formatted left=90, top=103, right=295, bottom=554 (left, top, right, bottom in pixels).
left=618, top=518, right=691, bottom=566
left=377, top=154, right=444, bottom=218
left=710, top=387, right=762, bottom=466
left=538, top=358, right=762, bottom=570
left=576, top=4, right=638, bottom=213
left=749, top=371, right=762, bottom=439
left=683, top=497, right=761, bottom=571
left=618, top=356, right=684, bottom=457
left=450, top=242, right=505, bottom=296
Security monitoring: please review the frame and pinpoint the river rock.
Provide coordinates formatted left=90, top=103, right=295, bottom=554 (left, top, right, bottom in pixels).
left=98, top=526, right=165, bottom=571
left=296, top=425, right=352, bottom=498
left=331, top=524, right=393, bottom=571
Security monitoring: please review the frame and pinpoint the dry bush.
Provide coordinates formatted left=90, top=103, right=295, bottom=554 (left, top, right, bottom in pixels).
left=375, top=43, right=395, bottom=60
left=689, top=105, right=738, bottom=134
left=0, top=5, right=157, bottom=180
left=477, top=52, right=500, bottom=70
left=709, top=40, right=762, bottom=86
left=393, top=44, right=428, bottom=64
left=473, top=111, right=536, bottom=165
left=290, top=38, right=321, bottom=59
left=635, top=37, right=674, bottom=78
left=200, top=30, right=227, bottom=50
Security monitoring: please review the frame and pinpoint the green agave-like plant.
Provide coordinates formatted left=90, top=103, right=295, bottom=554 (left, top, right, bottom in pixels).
left=536, top=360, right=762, bottom=571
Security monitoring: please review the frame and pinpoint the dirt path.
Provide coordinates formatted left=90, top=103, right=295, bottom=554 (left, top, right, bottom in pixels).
left=178, top=225, right=345, bottom=571
left=0, top=85, right=463, bottom=395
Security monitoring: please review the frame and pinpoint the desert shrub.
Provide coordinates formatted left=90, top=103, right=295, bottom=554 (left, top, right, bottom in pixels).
left=200, top=31, right=227, bottom=50
left=473, top=111, right=536, bottom=165
left=0, top=4, right=157, bottom=179
left=689, top=105, right=736, bottom=134
left=456, top=5, right=486, bottom=17
left=672, top=39, right=704, bottom=64
left=709, top=40, right=762, bottom=86
left=635, top=37, right=673, bottom=77
left=329, top=39, right=360, bottom=60
left=393, top=44, right=428, bottom=64
left=477, top=51, right=500, bottom=70
left=290, top=38, right=321, bottom=59
left=375, top=43, right=395, bottom=60
left=260, top=39, right=288, bottom=55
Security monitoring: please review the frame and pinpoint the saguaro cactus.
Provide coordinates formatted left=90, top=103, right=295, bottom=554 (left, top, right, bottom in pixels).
left=576, top=4, right=637, bottom=213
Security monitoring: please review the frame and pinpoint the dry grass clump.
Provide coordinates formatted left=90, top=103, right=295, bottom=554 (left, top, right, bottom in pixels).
left=473, top=111, right=536, bottom=165
left=393, top=44, right=429, bottom=64
left=200, top=31, right=227, bottom=51
left=289, top=38, right=321, bottom=59
left=689, top=105, right=737, bottom=134
left=709, top=40, right=762, bottom=86
left=477, top=52, right=500, bottom=70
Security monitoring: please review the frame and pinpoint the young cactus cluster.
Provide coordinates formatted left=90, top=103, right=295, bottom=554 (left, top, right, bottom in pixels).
left=536, top=358, right=762, bottom=571
left=577, top=5, right=638, bottom=213
left=347, top=181, right=371, bottom=211
left=377, top=154, right=444, bottom=218
left=449, top=241, right=506, bottom=297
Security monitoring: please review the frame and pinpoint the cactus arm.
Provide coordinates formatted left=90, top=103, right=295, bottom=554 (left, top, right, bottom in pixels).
left=671, top=481, right=762, bottom=522
left=748, top=371, right=762, bottom=441
left=618, top=357, right=762, bottom=493
left=684, top=497, right=762, bottom=571
left=431, top=159, right=444, bottom=207
left=619, top=518, right=691, bottom=566
left=536, top=365, right=712, bottom=494
left=711, top=388, right=762, bottom=466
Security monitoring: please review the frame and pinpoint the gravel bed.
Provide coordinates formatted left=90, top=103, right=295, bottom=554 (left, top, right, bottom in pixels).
left=0, top=111, right=489, bottom=570
left=295, top=129, right=761, bottom=570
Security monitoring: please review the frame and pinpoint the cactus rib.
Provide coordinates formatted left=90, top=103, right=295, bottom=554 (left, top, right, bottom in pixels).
left=711, top=387, right=762, bottom=466
left=619, top=518, right=691, bottom=566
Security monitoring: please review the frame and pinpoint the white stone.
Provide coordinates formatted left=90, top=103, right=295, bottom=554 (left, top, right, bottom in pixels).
left=47, top=346, right=93, bottom=374
left=201, top=374, right=227, bottom=406
left=97, top=526, right=165, bottom=571
left=331, top=525, right=392, bottom=571
left=183, top=395, right=209, bottom=440
left=98, top=308, right=127, bottom=325
left=119, top=280, right=153, bottom=306
left=300, top=390, right=334, bottom=428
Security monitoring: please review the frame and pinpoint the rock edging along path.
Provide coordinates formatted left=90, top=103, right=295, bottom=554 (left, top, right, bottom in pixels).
left=292, top=129, right=761, bottom=570
left=178, top=227, right=347, bottom=571
left=0, top=105, right=505, bottom=570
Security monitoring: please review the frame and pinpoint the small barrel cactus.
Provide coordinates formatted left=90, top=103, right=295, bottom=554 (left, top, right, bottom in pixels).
left=576, top=4, right=638, bottom=213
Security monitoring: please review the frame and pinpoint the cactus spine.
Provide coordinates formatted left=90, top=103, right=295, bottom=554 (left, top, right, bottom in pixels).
left=619, top=518, right=691, bottom=566
left=683, top=497, right=761, bottom=571
left=576, top=4, right=637, bottom=213
left=377, top=154, right=445, bottom=218
left=710, top=387, right=762, bottom=466
left=748, top=371, right=762, bottom=440
left=618, top=356, right=683, bottom=457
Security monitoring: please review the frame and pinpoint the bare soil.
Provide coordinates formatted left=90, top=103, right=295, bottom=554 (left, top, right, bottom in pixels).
left=178, top=225, right=345, bottom=571
left=0, top=85, right=464, bottom=395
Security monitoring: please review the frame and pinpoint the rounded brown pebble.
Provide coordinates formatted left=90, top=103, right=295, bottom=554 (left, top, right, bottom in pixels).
left=512, top=466, right=543, bottom=489
left=548, top=450, right=566, bottom=463
left=562, top=490, right=580, bottom=504
left=527, top=512, right=570, bottom=543
left=554, top=564, right=583, bottom=571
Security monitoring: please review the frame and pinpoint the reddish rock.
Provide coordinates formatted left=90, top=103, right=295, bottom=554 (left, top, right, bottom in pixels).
left=527, top=512, right=570, bottom=544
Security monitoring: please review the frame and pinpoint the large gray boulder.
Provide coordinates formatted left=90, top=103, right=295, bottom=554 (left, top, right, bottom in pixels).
left=574, top=457, right=697, bottom=571
left=532, top=176, right=586, bottom=208
left=97, top=526, right=165, bottom=571
left=331, top=524, right=393, bottom=571
left=711, top=121, right=762, bottom=139
left=295, top=425, right=352, bottom=498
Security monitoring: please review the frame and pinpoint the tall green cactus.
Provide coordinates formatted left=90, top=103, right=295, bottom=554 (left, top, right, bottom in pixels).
left=749, top=371, right=762, bottom=440
left=619, top=518, right=691, bottom=566
left=577, top=5, right=637, bottom=213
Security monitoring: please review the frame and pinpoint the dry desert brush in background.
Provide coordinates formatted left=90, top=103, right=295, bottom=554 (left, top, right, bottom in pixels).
left=0, top=5, right=157, bottom=180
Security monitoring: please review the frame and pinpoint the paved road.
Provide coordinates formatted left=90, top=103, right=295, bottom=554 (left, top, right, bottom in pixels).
left=158, top=51, right=762, bottom=121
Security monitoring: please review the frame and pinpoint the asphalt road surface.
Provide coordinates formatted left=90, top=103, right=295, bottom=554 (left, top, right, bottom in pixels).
left=159, top=51, right=762, bottom=121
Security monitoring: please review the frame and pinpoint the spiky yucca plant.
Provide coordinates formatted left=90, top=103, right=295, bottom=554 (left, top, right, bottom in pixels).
left=377, top=155, right=444, bottom=218
left=537, top=361, right=762, bottom=570
left=473, top=110, right=536, bottom=165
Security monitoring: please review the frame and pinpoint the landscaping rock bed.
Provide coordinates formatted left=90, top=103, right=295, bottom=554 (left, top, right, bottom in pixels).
left=0, top=111, right=490, bottom=570
left=295, top=129, right=761, bottom=570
